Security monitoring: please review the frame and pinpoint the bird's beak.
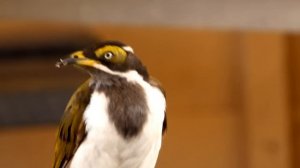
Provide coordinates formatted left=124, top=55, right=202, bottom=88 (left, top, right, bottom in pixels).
left=56, top=51, right=98, bottom=68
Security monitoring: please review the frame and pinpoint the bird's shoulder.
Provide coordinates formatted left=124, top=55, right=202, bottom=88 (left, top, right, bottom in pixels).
left=148, top=76, right=167, bottom=135
left=148, top=76, right=166, bottom=97
left=53, top=79, right=93, bottom=168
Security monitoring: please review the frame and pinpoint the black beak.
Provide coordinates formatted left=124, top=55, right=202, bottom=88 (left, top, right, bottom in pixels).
left=55, top=58, right=78, bottom=68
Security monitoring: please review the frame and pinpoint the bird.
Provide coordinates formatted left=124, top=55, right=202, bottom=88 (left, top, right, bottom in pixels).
left=53, top=40, right=167, bottom=168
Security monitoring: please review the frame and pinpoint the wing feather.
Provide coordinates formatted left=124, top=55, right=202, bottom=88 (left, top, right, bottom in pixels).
left=53, top=80, right=93, bottom=168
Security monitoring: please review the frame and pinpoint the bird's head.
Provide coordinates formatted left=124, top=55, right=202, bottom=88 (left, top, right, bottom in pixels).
left=56, top=41, right=149, bottom=80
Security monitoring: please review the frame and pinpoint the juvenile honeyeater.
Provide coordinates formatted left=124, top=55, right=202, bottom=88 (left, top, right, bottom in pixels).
left=53, top=41, right=167, bottom=168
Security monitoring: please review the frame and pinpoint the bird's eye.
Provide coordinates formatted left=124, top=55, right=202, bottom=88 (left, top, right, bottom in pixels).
left=104, top=52, right=114, bottom=60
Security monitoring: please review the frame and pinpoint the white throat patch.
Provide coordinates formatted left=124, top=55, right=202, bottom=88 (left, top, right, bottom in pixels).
left=93, top=63, right=144, bottom=83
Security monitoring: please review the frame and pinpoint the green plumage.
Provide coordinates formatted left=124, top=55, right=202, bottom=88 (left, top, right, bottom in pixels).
left=53, top=80, right=92, bottom=168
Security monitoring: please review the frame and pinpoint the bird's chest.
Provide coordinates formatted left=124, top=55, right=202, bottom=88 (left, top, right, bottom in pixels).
left=70, top=82, right=165, bottom=168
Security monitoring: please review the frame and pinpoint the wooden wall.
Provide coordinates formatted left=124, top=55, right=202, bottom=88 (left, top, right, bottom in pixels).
left=0, top=24, right=299, bottom=168
left=288, top=35, right=300, bottom=168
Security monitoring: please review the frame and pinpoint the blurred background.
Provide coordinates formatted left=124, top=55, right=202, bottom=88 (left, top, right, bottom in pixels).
left=0, top=0, right=300, bottom=168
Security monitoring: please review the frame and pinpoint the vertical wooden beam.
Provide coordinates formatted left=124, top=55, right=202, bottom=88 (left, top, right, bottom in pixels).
left=287, top=34, right=300, bottom=168
left=240, top=33, right=292, bottom=168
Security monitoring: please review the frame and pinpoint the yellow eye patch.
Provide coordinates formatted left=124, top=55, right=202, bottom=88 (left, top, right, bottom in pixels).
left=94, top=46, right=127, bottom=63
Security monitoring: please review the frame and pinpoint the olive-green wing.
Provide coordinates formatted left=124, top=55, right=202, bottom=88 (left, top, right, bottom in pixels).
left=53, top=80, right=93, bottom=168
left=149, top=76, right=167, bottom=134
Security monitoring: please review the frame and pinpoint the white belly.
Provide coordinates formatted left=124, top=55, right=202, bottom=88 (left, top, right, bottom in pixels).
left=70, top=81, right=166, bottom=168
